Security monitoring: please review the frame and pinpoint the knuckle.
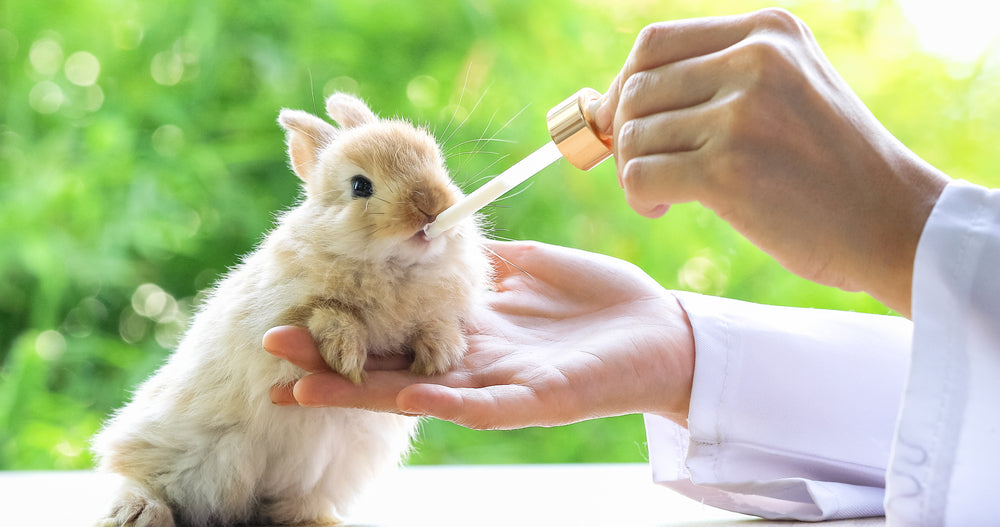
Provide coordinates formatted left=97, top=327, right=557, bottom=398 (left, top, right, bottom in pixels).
left=741, top=38, right=786, bottom=71
left=620, top=70, right=651, bottom=110
left=705, top=135, right=751, bottom=191
left=751, top=7, right=804, bottom=35
left=727, top=36, right=798, bottom=90
left=703, top=100, right=753, bottom=178
left=622, top=159, right=669, bottom=218
left=616, top=118, right=644, bottom=159
left=634, top=23, right=668, bottom=54
left=626, top=23, right=670, bottom=74
left=716, top=91, right=767, bottom=155
left=620, top=157, right=648, bottom=195
left=616, top=72, right=651, bottom=128
left=724, top=90, right=759, bottom=130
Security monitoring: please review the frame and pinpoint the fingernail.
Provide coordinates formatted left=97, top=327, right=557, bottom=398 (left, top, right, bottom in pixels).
left=269, top=385, right=298, bottom=406
left=592, top=93, right=613, bottom=137
left=262, top=327, right=281, bottom=354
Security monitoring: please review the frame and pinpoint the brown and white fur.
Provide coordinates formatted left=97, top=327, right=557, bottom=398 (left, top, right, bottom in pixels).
left=92, top=93, right=491, bottom=526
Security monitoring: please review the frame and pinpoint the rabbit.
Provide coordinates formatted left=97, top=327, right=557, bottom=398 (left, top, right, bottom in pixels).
left=91, top=92, right=491, bottom=526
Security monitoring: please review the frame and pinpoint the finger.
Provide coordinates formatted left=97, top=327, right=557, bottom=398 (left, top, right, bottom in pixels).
left=482, top=241, right=534, bottom=284
left=592, top=78, right=618, bottom=138
left=600, top=12, right=756, bottom=131
left=291, top=370, right=425, bottom=413
left=604, top=13, right=760, bottom=183
left=616, top=95, right=720, bottom=218
left=482, top=240, right=562, bottom=290
left=621, top=151, right=703, bottom=218
left=485, top=240, right=632, bottom=301
left=624, top=14, right=755, bottom=78
left=484, top=239, right=580, bottom=283
left=262, top=326, right=331, bottom=374
left=483, top=239, right=550, bottom=261
left=615, top=59, right=723, bottom=127
left=617, top=106, right=712, bottom=164
left=612, top=55, right=732, bottom=179
left=396, top=383, right=557, bottom=430
left=269, top=383, right=298, bottom=406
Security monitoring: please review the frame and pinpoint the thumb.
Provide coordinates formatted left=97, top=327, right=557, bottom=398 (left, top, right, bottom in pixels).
left=593, top=74, right=621, bottom=138
left=594, top=73, right=627, bottom=188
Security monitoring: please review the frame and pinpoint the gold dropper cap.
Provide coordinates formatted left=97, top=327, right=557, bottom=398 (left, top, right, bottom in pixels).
left=546, top=87, right=612, bottom=171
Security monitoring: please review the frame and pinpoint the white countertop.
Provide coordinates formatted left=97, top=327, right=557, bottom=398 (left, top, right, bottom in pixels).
left=0, top=464, right=885, bottom=526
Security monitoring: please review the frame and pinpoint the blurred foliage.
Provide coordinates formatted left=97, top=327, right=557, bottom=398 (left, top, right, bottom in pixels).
left=1, top=0, right=998, bottom=470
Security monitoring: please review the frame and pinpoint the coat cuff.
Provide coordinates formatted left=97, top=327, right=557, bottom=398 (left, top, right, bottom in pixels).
left=887, top=179, right=1000, bottom=525
left=645, top=292, right=911, bottom=520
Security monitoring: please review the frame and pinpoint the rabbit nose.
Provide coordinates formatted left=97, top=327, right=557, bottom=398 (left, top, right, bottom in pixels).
left=411, top=185, right=452, bottom=223
left=414, top=204, right=437, bottom=224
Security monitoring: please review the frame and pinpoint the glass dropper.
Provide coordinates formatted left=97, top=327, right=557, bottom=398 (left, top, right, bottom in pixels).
left=424, top=88, right=612, bottom=239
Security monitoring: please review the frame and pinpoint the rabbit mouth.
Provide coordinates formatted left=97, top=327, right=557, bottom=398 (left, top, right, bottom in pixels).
left=395, top=226, right=446, bottom=266
left=391, top=225, right=450, bottom=266
left=408, top=227, right=433, bottom=245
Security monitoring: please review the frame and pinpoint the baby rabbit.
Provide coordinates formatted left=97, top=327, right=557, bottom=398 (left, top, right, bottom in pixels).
left=92, top=92, right=491, bottom=526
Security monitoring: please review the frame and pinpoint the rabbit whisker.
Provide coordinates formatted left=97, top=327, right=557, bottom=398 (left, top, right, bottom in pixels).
left=481, top=243, right=534, bottom=280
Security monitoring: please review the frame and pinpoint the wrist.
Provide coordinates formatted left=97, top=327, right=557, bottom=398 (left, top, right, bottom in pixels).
left=646, top=292, right=694, bottom=428
left=863, top=153, right=950, bottom=317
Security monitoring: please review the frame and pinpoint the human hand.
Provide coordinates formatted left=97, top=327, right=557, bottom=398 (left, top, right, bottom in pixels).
left=265, top=240, right=695, bottom=430
left=593, top=8, right=950, bottom=316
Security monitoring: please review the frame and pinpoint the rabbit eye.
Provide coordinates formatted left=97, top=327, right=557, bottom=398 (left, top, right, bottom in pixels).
left=350, top=175, right=374, bottom=198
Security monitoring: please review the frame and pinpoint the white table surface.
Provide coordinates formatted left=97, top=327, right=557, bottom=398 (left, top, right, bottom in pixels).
left=0, top=464, right=885, bottom=526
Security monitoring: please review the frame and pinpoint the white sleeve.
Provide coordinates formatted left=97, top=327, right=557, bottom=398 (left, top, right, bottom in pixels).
left=644, top=292, right=912, bottom=521
left=885, top=180, right=1000, bottom=526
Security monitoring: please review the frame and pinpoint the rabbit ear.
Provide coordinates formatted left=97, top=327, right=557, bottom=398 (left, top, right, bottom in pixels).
left=277, top=109, right=337, bottom=182
left=326, top=92, right=378, bottom=128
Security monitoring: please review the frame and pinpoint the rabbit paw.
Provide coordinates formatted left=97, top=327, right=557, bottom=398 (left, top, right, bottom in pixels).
left=410, top=320, right=466, bottom=376
left=98, top=482, right=174, bottom=527
left=309, top=308, right=366, bottom=384
left=257, top=495, right=342, bottom=526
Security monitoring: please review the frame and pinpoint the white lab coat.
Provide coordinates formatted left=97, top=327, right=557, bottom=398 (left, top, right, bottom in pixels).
left=644, top=180, right=1000, bottom=525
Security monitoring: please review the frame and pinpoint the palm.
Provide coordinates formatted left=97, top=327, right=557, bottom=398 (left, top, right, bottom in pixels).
left=267, top=241, right=694, bottom=430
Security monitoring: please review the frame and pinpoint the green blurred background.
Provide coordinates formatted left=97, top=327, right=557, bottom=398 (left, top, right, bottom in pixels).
left=1, top=0, right=998, bottom=470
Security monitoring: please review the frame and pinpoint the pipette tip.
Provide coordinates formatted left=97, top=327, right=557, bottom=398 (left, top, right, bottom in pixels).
left=422, top=223, right=437, bottom=239
left=422, top=141, right=564, bottom=241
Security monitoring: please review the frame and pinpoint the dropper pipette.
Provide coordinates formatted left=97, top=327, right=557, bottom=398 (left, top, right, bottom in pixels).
left=424, top=141, right=561, bottom=239
left=424, top=88, right=613, bottom=239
